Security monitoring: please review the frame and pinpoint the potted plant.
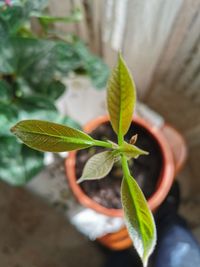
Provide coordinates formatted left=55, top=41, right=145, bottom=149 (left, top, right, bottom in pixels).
left=65, top=114, right=176, bottom=249
left=12, top=54, right=163, bottom=267
left=0, top=0, right=109, bottom=185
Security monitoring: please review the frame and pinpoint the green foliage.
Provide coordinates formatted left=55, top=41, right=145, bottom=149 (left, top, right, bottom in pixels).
left=11, top=54, right=157, bottom=265
left=0, top=136, right=44, bottom=186
left=0, top=97, right=79, bottom=185
left=36, top=8, right=83, bottom=25
left=77, top=151, right=119, bottom=183
left=107, top=54, right=136, bottom=141
left=121, top=156, right=156, bottom=267
left=106, top=55, right=156, bottom=265
left=119, top=142, right=148, bottom=159
left=74, top=41, right=110, bottom=89
left=11, top=120, right=95, bottom=152
left=55, top=40, right=109, bottom=89
left=0, top=0, right=109, bottom=185
left=0, top=1, right=109, bottom=89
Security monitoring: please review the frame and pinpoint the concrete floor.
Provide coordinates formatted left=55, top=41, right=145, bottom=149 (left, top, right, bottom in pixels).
left=0, top=180, right=104, bottom=267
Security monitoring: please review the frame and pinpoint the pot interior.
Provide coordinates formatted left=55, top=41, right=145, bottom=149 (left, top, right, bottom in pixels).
left=75, top=121, right=163, bottom=209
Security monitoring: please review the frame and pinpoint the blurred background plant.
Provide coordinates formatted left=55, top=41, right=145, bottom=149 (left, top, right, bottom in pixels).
left=0, top=0, right=109, bottom=186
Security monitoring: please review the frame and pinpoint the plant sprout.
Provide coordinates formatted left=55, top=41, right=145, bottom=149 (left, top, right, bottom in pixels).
left=11, top=54, right=156, bottom=266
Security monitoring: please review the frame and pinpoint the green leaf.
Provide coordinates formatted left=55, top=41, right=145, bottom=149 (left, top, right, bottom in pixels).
left=74, top=41, right=110, bottom=89
left=35, top=8, right=83, bottom=24
left=0, top=6, right=25, bottom=36
left=17, top=109, right=81, bottom=130
left=46, top=80, right=66, bottom=100
left=0, top=80, right=12, bottom=103
left=0, top=37, right=56, bottom=83
left=55, top=42, right=83, bottom=73
left=0, top=103, right=18, bottom=136
left=21, top=145, right=44, bottom=182
left=11, top=120, right=95, bottom=152
left=0, top=38, right=15, bottom=73
left=0, top=136, right=44, bottom=185
left=119, top=142, right=148, bottom=159
left=107, top=54, right=136, bottom=140
left=121, top=174, right=156, bottom=267
left=15, top=95, right=57, bottom=111
left=77, top=151, right=118, bottom=183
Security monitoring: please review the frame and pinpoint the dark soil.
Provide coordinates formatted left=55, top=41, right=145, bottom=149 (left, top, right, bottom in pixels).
left=75, top=122, right=163, bottom=209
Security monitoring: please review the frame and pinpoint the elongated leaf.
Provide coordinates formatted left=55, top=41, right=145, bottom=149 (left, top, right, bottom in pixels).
left=121, top=175, right=156, bottom=267
left=107, top=54, right=136, bottom=137
left=11, top=120, right=95, bottom=152
left=120, top=142, right=148, bottom=159
left=77, top=151, right=118, bottom=183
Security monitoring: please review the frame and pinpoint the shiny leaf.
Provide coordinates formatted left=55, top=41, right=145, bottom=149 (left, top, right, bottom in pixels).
left=11, top=120, right=95, bottom=152
left=121, top=174, right=156, bottom=267
left=107, top=54, right=136, bottom=137
left=77, top=151, right=118, bottom=183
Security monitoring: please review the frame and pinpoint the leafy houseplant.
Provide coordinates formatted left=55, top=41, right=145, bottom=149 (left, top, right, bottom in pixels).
left=0, top=0, right=109, bottom=185
left=11, top=54, right=156, bottom=267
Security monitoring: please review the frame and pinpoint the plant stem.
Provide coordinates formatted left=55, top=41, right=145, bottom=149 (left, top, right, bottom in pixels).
left=118, top=132, right=123, bottom=146
left=94, top=139, right=114, bottom=149
left=121, top=154, right=131, bottom=178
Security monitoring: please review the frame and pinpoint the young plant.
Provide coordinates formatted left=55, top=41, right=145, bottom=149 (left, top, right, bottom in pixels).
left=11, top=54, right=156, bottom=266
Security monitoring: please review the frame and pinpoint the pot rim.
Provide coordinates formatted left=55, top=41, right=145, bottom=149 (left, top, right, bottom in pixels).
left=65, top=114, right=175, bottom=217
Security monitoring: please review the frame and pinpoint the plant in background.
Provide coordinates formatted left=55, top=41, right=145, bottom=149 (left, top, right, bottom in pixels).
left=11, top=54, right=156, bottom=266
left=0, top=0, right=109, bottom=185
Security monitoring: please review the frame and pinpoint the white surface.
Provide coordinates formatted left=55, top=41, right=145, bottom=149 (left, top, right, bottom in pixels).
left=69, top=208, right=124, bottom=240
left=56, top=75, right=106, bottom=125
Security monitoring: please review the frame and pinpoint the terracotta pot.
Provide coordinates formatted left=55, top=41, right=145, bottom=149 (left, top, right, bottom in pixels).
left=161, top=124, right=187, bottom=175
left=66, top=115, right=186, bottom=250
